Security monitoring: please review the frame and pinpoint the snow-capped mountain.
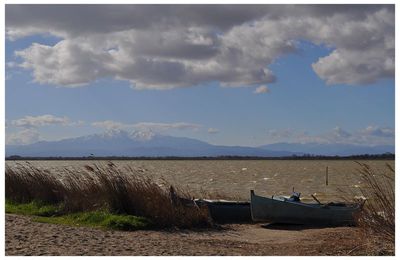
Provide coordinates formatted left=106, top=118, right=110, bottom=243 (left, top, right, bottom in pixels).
left=5, top=130, right=291, bottom=157
left=5, top=130, right=394, bottom=157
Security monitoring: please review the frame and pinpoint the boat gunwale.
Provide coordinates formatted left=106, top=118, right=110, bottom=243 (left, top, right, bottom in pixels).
left=251, top=191, right=361, bottom=210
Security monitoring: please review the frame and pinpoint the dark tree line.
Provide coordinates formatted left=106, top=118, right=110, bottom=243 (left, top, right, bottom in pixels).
left=5, top=153, right=395, bottom=161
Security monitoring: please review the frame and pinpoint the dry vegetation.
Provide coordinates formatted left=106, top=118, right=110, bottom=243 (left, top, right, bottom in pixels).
left=350, top=162, right=395, bottom=255
left=5, top=162, right=210, bottom=228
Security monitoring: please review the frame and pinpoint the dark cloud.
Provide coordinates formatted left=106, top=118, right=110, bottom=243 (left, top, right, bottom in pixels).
left=5, top=5, right=273, bottom=38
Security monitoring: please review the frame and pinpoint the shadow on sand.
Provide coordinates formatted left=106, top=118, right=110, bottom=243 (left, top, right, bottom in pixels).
left=260, top=223, right=332, bottom=231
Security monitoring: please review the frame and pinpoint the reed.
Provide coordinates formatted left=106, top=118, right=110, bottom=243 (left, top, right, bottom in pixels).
left=352, top=162, right=395, bottom=255
left=5, top=162, right=210, bottom=228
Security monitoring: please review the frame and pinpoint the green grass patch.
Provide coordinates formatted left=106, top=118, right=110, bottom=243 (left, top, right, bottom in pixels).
left=6, top=200, right=152, bottom=231
left=33, top=211, right=151, bottom=231
left=6, top=200, right=62, bottom=217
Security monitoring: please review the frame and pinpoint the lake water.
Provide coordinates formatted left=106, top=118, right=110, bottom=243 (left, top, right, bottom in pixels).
left=5, top=160, right=394, bottom=202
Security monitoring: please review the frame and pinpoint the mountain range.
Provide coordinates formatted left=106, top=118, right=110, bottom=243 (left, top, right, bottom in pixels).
left=5, top=129, right=394, bottom=157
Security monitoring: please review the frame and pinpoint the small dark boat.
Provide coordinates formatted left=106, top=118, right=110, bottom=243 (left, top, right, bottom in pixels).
left=169, top=186, right=251, bottom=223
left=250, top=190, right=363, bottom=226
left=195, top=199, right=251, bottom=223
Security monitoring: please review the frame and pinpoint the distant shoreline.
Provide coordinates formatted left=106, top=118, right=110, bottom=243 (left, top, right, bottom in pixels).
left=5, top=153, right=395, bottom=161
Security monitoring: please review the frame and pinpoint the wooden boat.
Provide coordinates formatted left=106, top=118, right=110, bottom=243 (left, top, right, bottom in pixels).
left=250, top=190, right=362, bottom=226
left=169, top=186, right=251, bottom=223
left=194, top=199, right=251, bottom=223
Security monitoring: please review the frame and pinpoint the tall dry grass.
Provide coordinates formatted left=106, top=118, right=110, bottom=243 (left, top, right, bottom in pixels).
left=5, top=162, right=210, bottom=228
left=351, top=162, right=395, bottom=255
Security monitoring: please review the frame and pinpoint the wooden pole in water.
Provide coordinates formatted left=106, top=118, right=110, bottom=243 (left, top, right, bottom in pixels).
left=326, top=166, right=329, bottom=186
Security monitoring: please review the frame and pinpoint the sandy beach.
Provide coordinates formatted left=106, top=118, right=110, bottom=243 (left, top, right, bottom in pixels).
left=6, top=213, right=362, bottom=256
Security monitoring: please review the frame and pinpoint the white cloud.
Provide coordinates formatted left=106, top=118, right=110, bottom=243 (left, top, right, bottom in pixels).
left=6, top=5, right=394, bottom=89
left=267, top=128, right=322, bottom=144
left=6, top=61, right=17, bottom=68
left=70, top=120, right=86, bottom=127
left=92, top=120, right=202, bottom=132
left=12, top=114, right=70, bottom=128
left=133, top=122, right=202, bottom=131
left=332, top=126, right=351, bottom=138
left=6, top=128, right=40, bottom=145
left=254, top=85, right=270, bottom=94
left=92, top=120, right=125, bottom=130
left=266, top=126, right=394, bottom=146
left=310, top=8, right=395, bottom=85
left=360, top=126, right=394, bottom=138
left=207, top=128, right=219, bottom=134
left=7, top=115, right=85, bottom=144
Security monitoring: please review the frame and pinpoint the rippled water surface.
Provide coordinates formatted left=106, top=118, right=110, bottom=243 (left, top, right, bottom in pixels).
left=6, top=160, right=394, bottom=202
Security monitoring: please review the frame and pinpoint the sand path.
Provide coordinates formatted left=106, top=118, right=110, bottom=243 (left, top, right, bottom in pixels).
left=6, top=214, right=361, bottom=256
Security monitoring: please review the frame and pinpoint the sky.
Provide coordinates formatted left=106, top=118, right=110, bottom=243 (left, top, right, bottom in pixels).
left=5, top=4, right=395, bottom=147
